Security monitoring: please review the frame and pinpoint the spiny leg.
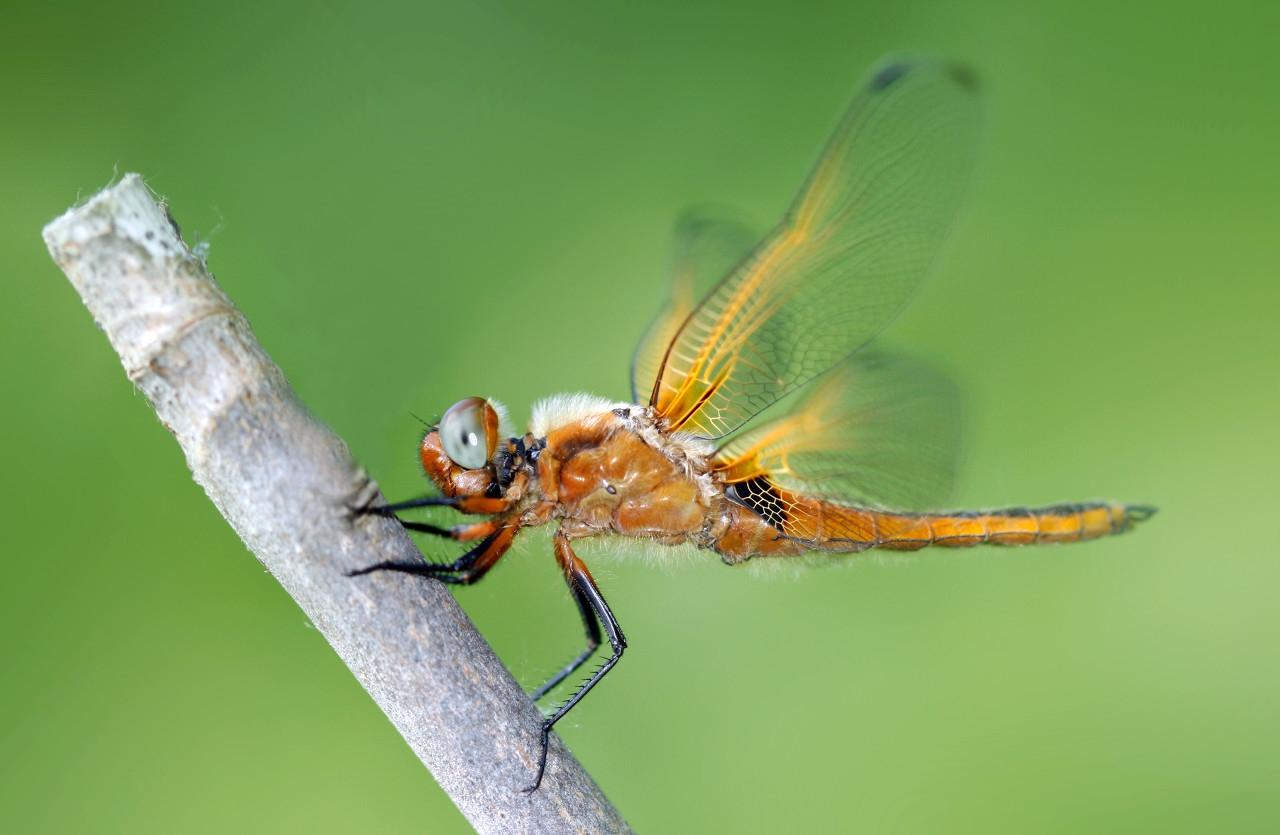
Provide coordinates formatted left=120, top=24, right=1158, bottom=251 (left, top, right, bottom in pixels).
left=529, top=576, right=602, bottom=702
left=353, top=495, right=459, bottom=539
left=346, top=522, right=515, bottom=586
left=344, top=532, right=485, bottom=580
left=525, top=531, right=627, bottom=794
left=358, top=493, right=511, bottom=541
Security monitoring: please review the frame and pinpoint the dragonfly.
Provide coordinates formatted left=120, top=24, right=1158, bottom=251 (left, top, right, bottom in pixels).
left=350, top=56, right=1155, bottom=793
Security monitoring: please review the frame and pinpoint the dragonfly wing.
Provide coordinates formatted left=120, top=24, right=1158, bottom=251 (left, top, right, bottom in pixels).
left=713, top=351, right=961, bottom=512
left=631, top=209, right=757, bottom=403
left=650, top=57, right=981, bottom=438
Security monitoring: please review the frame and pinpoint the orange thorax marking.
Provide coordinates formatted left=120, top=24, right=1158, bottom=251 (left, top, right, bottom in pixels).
left=541, top=419, right=707, bottom=540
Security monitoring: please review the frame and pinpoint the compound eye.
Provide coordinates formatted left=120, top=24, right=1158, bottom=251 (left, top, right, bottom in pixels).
left=439, top=397, right=499, bottom=470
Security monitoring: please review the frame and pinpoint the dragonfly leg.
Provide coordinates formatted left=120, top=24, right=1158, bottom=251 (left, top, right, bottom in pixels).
left=528, top=573, right=602, bottom=702
left=359, top=494, right=515, bottom=540
left=346, top=522, right=515, bottom=586
left=524, top=531, right=627, bottom=794
left=359, top=494, right=511, bottom=517
left=397, top=519, right=501, bottom=541
left=359, top=495, right=459, bottom=515
left=395, top=520, right=455, bottom=538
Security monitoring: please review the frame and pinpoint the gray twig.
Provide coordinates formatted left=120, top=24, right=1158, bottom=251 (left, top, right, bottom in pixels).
left=42, top=174, right=631, bottom=835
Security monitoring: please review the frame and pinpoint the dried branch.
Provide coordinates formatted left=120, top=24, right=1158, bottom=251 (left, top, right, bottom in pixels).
left=42, top=174, right=631, bottom=834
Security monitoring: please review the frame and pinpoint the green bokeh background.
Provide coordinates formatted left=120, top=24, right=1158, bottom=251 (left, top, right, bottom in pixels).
left=4, top=1, right=1277, bottom=832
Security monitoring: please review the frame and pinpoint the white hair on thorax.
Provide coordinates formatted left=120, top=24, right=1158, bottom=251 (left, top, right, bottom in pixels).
left=529, top=392, right=633, bottom=437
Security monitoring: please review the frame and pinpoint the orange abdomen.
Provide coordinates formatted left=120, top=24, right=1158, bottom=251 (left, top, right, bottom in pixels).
left=714, top=479, right=1155, bottom=563
left=838, top=502, right=1155, bottom=550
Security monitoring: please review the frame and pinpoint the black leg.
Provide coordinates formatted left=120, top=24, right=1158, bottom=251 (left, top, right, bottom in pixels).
left=360, top=495, right=458, bottom=515
left=524, top=533, right=627, bottom=794
left=346, top=525, right=515, bottom=586
left=528, top=579, right=602, bottom=702
left=398, top=520, right=458, bottom=539
left=361, top=493, right=510, bottom=517
left=370, top=512, right=495, bottom=542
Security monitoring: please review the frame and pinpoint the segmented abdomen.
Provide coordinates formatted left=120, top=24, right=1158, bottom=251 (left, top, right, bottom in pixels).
left=714, top=475, right=1155, bottom=562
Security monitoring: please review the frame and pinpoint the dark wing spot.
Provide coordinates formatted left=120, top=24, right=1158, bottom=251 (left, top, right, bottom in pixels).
left=944, top=62, right=980, bottom=92
left=724, top=476, right=788, bottom=533
left=870, top=61, right=912, bottom=91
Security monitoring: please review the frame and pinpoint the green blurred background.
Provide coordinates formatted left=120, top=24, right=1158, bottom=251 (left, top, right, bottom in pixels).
left=4, top=1, right=1277, bottom=832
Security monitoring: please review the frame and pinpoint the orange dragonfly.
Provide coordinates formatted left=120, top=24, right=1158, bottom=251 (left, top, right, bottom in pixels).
left=351, top=56, right=1155, bottom=792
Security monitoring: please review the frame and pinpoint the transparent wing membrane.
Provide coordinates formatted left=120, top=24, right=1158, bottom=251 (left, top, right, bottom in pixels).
left=646, top=57, right=981, bottom=438
left=713, top=351, right=961, bottom=511
left=631, top=209, right=758, bottom=403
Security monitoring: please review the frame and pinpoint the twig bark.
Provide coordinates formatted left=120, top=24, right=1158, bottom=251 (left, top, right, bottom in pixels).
left=42, top=174, right=631, bottom=835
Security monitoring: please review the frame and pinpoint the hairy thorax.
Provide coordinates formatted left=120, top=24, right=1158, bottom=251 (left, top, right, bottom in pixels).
left=525, top=397, right=724, bottom=546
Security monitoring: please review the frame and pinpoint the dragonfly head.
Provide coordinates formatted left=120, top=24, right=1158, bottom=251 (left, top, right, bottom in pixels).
left=420, top=396, right=530, bottom=503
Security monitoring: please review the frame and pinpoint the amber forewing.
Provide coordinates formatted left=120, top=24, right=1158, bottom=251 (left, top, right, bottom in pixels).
left=646, top=59, right=980, bottom=439
left=631, top=211, right=757, bottom=404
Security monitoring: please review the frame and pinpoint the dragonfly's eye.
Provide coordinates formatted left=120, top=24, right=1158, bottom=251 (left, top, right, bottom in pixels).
left=439, top=396, right=499, bottom=470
